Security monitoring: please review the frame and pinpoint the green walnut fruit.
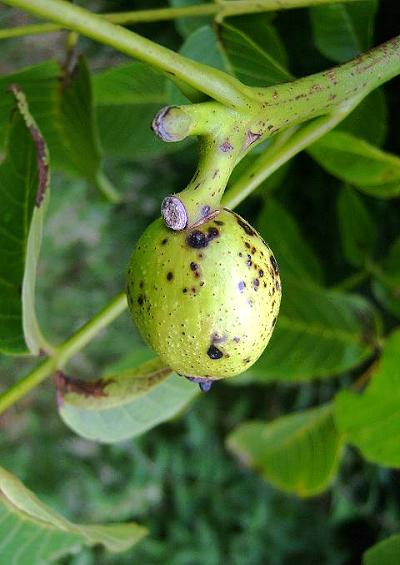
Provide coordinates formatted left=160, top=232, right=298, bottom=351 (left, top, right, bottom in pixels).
left=127, top=208, right=281, bottom=389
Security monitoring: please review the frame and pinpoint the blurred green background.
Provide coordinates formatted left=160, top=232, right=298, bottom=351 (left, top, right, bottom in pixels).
left=1, top=1, right=400, bottom=563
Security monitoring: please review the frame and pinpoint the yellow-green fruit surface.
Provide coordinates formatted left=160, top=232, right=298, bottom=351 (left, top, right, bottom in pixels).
left=127, top=208, right=281, bottom=381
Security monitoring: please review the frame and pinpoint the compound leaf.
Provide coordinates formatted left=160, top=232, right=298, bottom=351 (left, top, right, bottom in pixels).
left=308, top=131, right=400, bottom=198
left=335, top=329, right=400, bottom=467
left=257, top=199, right=323, bottom=285
left=218, top=21, right=292, bottom=87
left=227, top=405, right=344, bottom=496
left=0, top=465, right=146, bottom=564
left=337, top=186, right=377, bottom=267
left=363, top=534, right=400, bottom=565
left=58, top=352, right=198, bottom=443
left=93, top=62, right=176, bottom=159
left=245, top=281, right=380, bottom=382
left=0, top=87, right=50, bottom=355
left=310, top=0, right=378, bottom=63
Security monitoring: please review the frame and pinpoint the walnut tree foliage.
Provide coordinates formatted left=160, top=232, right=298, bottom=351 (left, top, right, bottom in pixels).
left=0, top=0, right=399, bottom=563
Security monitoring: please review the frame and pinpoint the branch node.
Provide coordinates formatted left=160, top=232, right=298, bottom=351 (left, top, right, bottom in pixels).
left=152, top=105, right=192, bottom=142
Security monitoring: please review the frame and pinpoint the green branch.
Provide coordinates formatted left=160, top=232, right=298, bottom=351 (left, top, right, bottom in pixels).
left=0, top=292, right=127, bottom=415
left=222, top=95, right=364, bottom=209
left=246, top=35, right=400, bottom=141
left=0, top=0, right=362, bottom=40
left=1, top=0, right=250, bottom=109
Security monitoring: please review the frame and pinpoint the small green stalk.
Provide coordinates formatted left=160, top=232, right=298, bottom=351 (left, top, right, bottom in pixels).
left=154, top=102, right=251, bottom=227
left=332, top=270, right=370, bottom=292
left=223, top=95, right=364, bottom=209
left=0, top=293, right=127, bottom=416
left=2, top=0, right=250, bottom=109
left=0, top=0, right=363, bottom=40
left=247, top=36, right=400, bottom=134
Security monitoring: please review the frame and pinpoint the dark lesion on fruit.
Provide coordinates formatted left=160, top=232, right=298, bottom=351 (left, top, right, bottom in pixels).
left=186, top=230, right=208, bottom=248
left=126, top=285, right=133, bottom=305
left=235, top=214, right=257, bottom=236
left=186, top=226, right=220, bottom=249
left=270, top=255, right=279, bottom=275
left=167, top=271, right=174, bottom=281
left=207, top=344, right=224, bottom=360
left=211, top=331, right=227, bottom=344
left=137, top=294, right=145, bottom=306
left=190, top=262, right=201, bottom=278
left=207, top=226, right=220, bottom=241
left=161, top=238, right=168, bottom=245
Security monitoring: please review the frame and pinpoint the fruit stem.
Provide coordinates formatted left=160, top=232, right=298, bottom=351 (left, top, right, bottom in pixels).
left=161, top=104, right=251, bottom=228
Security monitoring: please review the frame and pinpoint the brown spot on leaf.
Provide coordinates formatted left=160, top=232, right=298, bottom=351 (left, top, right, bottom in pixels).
left=54, top=370, right=113, bottom=402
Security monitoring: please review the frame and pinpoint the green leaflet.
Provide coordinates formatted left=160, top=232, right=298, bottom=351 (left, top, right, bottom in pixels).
left=57, top=56, right=119, bottom=202
left=227, top=405, right=344, bottom=497
left=337, top=186, right=377, bottom=267
left=363, top=534, right=400, bottom=565
left=335, top=329, right=400, bottom=467
left=168, top=25, right=228, bottom=105
left=0, top=61, right=59, bottom=150
left=93, top=61, right=179, bottom=159
left=58, top=353, right=198, bottom=443
left=308, top=131, right=400, bottom=198
left=0, top=87, right=50, bottom=355
left=0, top=465, right=146, bottom=564
left=169, top=0, right=213, bottom=38
left=257, top=199, right=323, bottom=285
left=371, top=237, right=400, bottom=319
left=310, top=0, right=378, bottom=63
left=218, top=21, right=292, bottom=87
left=244, top=279, right=380, bottom=382
left=0, top=59, right=118, bottom=200
left=337, top=88, right=387, bottom=146
left=168, top=21, right=291, bottom=105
